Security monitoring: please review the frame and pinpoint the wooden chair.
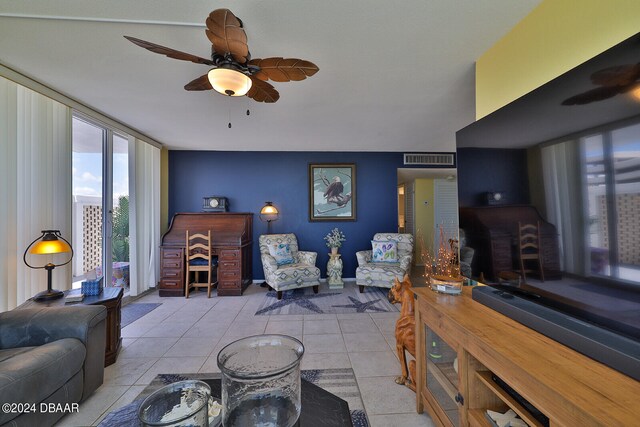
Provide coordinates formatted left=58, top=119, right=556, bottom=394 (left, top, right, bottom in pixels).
left=518, top=222, right=545, bottom=282
left=185, top=230, right=216, bottom=298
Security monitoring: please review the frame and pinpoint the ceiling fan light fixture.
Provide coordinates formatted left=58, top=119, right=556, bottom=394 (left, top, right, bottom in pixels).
left=208, top=67, right=252, bottom=97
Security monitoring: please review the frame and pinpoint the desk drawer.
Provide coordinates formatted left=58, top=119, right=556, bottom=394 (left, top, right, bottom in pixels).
left=220, top=250, right=240, bottom=260
left=162, top=259, right=182, bottom=269
left=220, top=260, right=240, bottom=270
left=218, top=280, right=238, bottom=289
left=162, top=269, right=182, bottom=279
left=162, top=248, right=183, bottom=258
left=160, top=279, right=182, bottom=289
left=220, top=270, right=240, bottom=280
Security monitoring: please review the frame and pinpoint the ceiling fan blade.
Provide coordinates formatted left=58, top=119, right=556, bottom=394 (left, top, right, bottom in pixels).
left=590, top=64, right=640, bottom=87
left=124, top=36, right=214, bottom=65
left=205, top=9, right=249, bottom=64
left=184, top=74, right=213, bottom=91
left=561, top=86, right=623, bottom=105
left=247, top=76, right=280, bottom=103
left=248, top=57, right=319, bottom=82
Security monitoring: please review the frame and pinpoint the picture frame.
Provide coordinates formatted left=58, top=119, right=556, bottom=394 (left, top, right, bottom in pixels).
left=309, top=163, right=356, bottom=221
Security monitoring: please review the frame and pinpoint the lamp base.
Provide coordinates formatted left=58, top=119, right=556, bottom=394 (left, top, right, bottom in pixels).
left=33, top=288, right=65, bottom=301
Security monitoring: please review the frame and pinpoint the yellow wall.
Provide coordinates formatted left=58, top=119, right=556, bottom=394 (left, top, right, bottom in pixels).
left=414, top=178, right=435, bottom=261
left=476, top=0, right=640, bottom=118
left=160, top=148, right=169, bottom=235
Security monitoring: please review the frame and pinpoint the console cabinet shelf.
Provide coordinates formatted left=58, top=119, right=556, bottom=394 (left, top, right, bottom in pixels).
left=413, top=286, right=640, bottom=427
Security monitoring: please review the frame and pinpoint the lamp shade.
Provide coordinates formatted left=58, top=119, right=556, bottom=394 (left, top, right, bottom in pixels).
left=23, top=230, right=74, bottom=301
left=30, top=237, right=72, bottom=255
left=260, top=202, right=279, bottom=215
left=208, top=68, right=252, bottom=97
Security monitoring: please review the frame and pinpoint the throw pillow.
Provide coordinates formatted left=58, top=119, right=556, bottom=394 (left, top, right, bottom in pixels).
left=268, top=243, right=295, bottom=266
left=371, top=241, right=398, bottom=263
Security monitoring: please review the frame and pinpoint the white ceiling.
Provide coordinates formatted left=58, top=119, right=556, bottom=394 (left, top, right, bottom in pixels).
left=0, top=0, right=540, bottom=151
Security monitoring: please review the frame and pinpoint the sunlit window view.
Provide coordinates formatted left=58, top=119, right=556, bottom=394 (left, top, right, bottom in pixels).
left=72, top=116, right=130, bottom=291
left=583, top=123, right=640, bottom=284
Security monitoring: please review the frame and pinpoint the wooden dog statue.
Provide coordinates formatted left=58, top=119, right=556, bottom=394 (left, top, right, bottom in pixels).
left=388, top=274, right=416, bottom=392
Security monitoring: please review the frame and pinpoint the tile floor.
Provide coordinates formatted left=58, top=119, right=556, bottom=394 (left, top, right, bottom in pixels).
left=56, top=281, right=434, bottom=426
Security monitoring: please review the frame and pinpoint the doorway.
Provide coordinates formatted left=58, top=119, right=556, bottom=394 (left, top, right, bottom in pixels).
left=398, top=168, right=458, bottom=265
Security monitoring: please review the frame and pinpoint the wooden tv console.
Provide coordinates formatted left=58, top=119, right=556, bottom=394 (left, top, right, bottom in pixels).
left=412, top=286, right=639, bottom=427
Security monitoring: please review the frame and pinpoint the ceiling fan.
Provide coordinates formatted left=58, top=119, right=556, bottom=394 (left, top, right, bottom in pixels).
left=125, top=8, right=319, bottom=103
left=562, top=63, right=640, bottom=105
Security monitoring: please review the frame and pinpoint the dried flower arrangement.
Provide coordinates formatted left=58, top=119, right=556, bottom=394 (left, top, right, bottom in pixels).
left=324, top=227, right=346, bottom=248
left=418, top=225, right=463, bottom=294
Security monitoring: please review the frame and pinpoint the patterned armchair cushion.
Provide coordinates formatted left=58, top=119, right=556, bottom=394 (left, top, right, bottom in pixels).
left=268, top=243, right=295, bottom=266
left=356, top=233, right=414, bottom=289
left=371, top=241, right=398, bottom=263
left=259, top=234, right=320, bottom=292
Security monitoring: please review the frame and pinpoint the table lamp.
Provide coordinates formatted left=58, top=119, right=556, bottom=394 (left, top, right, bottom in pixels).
left=23, top=229, right=74, bottom=301
left=259, top=202, right=279, bottom=234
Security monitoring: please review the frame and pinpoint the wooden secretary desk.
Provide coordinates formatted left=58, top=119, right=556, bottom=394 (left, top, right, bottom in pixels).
left=159, top=213, right=253, bottom=297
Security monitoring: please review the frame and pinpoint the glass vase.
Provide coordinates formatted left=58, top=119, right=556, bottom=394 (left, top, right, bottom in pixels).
left=217, top=334, right=304, bottom=427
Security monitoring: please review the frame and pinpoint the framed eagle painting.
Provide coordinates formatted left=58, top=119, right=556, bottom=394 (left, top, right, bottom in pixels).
left=308, top=163, right=356, bottom=221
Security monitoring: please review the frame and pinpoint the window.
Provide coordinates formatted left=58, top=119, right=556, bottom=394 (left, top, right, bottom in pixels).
left=72, top=114, right=131, bottom=291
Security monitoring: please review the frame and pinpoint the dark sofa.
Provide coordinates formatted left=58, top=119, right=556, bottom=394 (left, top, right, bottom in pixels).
left=0, top=305, right=107, bottom=427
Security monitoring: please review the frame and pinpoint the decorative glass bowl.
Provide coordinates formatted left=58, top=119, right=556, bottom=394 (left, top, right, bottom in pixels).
left=217, top=334, right=305, bottom=427
left=430, top=275, right=465, bottom=295
left=137, top=380, right=212, bottom=427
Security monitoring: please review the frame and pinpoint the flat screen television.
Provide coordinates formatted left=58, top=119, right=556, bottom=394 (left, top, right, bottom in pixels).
left=458, top=32, right=640, bottom=381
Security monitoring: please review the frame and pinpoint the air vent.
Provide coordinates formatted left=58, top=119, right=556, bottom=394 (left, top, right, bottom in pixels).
left=404, top=153, right=455, bottom=167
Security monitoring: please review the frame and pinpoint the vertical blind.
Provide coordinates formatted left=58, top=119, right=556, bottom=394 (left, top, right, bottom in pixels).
left=0, top=77, right=72, bottom=310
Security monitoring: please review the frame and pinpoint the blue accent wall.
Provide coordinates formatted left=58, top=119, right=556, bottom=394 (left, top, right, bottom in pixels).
left=168, top=151, right=412, bottom=280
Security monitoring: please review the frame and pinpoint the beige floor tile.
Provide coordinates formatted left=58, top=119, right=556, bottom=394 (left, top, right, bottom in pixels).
left=301, top=352, right=352, bottom=370
left=265, top=320, right=303, bottom=335
left=368, top=412, right=435, bottom=427
left=142, top=321, right=193, bottom=338
left=371, top=316, right=398, bottom=333
left=119, top=337, right=179, bottom=358
left=357, top=376, right=417, bottom=415
left=343, top=332, right=390, bottom=352
left=136, top=357, right=207, bottom=385
left=121, top=321, right=155, bottom=338
left=339, top=317, right=379, bottom=333
left=163, top=336, right=220, bottom=357
left=303, top=313, right=338, bottom=320
left=303, top=319, right=340, bottom=334
left=104, top=357, right=158, bottom=386
left=303, top=334, right=346, bottom=354
left=348, top=350, right=401, bottom=378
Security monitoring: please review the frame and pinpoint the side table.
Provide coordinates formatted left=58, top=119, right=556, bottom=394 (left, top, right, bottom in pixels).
left=19, top=287, right=123, bottom=366
left=327, top=253, right=344, bottom=289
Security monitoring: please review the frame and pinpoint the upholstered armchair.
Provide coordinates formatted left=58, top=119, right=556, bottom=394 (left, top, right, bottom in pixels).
left=355, top=233, right=414, bottom=292
left=259, top=233, right=321, bottom=299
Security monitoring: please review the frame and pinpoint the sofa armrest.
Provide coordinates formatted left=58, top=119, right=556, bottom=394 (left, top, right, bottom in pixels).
left=297, top=251, right=317, bottom=265
left=356, top=250, right=372, bottom=266
left=0, top=305, right=106, bottom=350
left=0, top=305, right=107, bottom=401
left=260, top=254, right=278, bottom=272
left=399, top=254, right=413, bottom=272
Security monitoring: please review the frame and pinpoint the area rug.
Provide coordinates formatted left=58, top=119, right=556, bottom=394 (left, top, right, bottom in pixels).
left=255, top=282, right=399, bottom=316
left=98, top=368, right=368, bottom=427
left=121, top=303, right=161, bottom=328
